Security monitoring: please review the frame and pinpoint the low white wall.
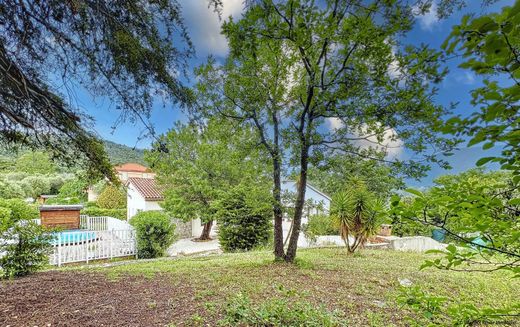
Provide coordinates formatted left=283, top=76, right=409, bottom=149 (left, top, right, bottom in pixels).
left=387, top=236, right=447, bottom=252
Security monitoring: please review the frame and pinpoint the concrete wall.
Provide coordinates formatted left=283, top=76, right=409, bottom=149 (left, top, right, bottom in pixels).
left=386, top=236, right=447, bottom=252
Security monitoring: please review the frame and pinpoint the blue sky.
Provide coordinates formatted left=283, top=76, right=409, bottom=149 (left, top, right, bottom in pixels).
left=67, top=0, right=513, bottom=187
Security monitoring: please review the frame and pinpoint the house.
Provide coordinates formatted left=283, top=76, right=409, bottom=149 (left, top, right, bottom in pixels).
left=126, top=177, right=213, bottom=239
left=87, top=163, right=154, bottom=201
left=281, top=180, right=331, bottom=223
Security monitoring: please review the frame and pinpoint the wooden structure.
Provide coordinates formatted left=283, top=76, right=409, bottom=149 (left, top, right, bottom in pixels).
left=378, top=224, right=392, bottom=237
left=40, top=205, right=83, bottom=229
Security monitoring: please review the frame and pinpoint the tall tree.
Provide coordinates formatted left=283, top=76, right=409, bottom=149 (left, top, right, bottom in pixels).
left=194, top=0, right=456, bottom=262
left=146, top=119, right=269, bottom=240
left=0, top=0, right=218, bottom=179
left=308, top=153, right=404, bottom=200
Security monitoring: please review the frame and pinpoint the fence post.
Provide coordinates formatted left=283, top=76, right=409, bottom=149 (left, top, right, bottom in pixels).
left=85, top=232, right=89, bottom=264
left=86, top=216, right=90, bottom=230
left=57, top=234, right=61, bottom=267
left=110, top=230, right=114, bottom=259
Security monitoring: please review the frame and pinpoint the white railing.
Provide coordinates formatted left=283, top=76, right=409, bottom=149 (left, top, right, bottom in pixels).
left=80, top=215, right=132, bottom=231
left=50, top=229, right=137, bottom=266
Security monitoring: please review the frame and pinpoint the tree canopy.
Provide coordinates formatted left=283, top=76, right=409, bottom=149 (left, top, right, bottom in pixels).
left=193, top=0, right=457, bottom=261
left=0, top=1, right=198, bottom=179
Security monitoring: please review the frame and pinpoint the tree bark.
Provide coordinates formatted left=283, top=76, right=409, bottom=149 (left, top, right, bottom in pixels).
left=273, top=154, right=285, bottom=260
left=198, top=220, right=213, bottom=241
left=284, top=145, right=310, bottom=262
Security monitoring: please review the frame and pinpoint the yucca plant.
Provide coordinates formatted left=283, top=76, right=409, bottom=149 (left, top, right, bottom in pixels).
left=331, top=181, right=385, bottom=253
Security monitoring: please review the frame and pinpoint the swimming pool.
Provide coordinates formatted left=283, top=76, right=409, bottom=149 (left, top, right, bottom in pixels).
left=52, top=230, right=98, bottom=245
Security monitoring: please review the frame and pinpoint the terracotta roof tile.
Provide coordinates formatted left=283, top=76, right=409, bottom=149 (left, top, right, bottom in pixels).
left=115, top=163, right=150, bottom=173
left=127, top=177, right=164, bottom=201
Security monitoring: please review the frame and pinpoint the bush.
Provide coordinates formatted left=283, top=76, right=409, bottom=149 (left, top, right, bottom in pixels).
left=0, top=198, right=39, bottom=222
left=81, top=207, right=127, bottom=220
left=303, top=214, right=337, bottom=243
left=58, top=178, right=88, bottom=200
left=130, top=211, right=175, bottom=258
left=20, top=175, right=51, bottom=198
left=96, top=185, right=126, bottom=209
left=219, top=293, right=346, bottom=326
left=0, top=220, right=53, bottom=278
left=0, top=206, right=12, bottom=232
left=216, top=184, right=272, bottom=252
left=45, top=196, right=82, bottom=205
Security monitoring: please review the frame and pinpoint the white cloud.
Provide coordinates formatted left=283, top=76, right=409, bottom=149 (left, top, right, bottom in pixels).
left=413, top=1, right=439, bottom=31
left=324, top=119, right=404, bottom=159
left=325, top=117, right=345, bottom=131
left=180, top=0, right=244, bottom=57
left=455, top=71, right=476, bottom=85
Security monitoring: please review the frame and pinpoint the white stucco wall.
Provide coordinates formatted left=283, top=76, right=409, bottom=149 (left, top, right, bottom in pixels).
left=126, top=181, right=216, bottom=238
left=281, top=181, right=331, bottom=223
left=126, top=182, right=147, bottom=220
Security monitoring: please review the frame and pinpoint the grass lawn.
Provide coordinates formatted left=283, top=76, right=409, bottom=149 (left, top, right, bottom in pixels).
left=1, top=248, right=518, bottom=326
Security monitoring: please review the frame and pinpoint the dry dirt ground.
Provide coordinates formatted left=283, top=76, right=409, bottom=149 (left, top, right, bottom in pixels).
left=1, top=249, right=518, bottom=326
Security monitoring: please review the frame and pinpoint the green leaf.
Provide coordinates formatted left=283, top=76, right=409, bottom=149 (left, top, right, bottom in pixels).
left=475, top=157, right=495, bottom=166
left=405, top=188, right=424, bottom=198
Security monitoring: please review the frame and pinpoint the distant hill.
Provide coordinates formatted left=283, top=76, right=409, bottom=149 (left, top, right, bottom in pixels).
left=103, top=140, right=146, bottom=166
left=0, top=140, right=147, bottom=169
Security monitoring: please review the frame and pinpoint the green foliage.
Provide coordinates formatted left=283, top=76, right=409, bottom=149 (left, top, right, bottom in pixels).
left=81, top=207, right=126, bottom=220
left=398, top=286, right=520, bottom=326
left=442, top=2, right=520, bottom=179
left=195, top=0, right=456, bottom=261
left=103, top=140, right=145, bottom=165
left=20, top=175, right=51, bottom=198
left=0, top=198, right=39, bottom=223
left=14, top=152, right=56, bottom=174
left=147, top=118, right=270, bottom=239
left=219, top=292, right=346, bottom=327
left=0, top=206, right=12, bottom=232
left=391, top=169, right=520, bottom=276
left=216, top=183, right=272, bottom=252
left=302, top=214, right=338, bottom=244
left=58, top=178, right=88, bottom=200
left=96, top=185, right=126, bottom=209
left=308, top=154, right=404, bottom=200
left=130, top=211, right=176, bottom=259
left=331, top=180, right=385, bottom=253
left=0, top=220, right=53, bottom=278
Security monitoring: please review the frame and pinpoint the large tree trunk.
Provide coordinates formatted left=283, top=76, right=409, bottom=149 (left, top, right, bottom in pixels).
left=273, top=154, right=285, bottom=260
left=284, top=145, right=310, bottom=262
left=198, top=220, right=213, bottom=241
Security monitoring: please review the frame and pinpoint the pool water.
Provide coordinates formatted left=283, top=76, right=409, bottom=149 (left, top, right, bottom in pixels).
left=53, top=230, right=98, bottom=245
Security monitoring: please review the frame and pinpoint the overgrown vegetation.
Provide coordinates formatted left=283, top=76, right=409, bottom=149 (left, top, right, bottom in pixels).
left=0, top=199, right=52, bottom=278
left=216, top=183, right=272, bottom=252
left=130, top=211, right=175, bottom=259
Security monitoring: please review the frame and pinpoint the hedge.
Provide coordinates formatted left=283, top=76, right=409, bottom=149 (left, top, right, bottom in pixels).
left=81, top=207, right=126, bottom=220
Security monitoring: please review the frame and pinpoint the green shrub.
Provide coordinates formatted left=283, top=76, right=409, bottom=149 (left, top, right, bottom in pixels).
left=216, top=184, right=272, bottom=252
left=130, top=211, right=175, bottom=258
left=0, top=220, right=53, bottom=278
left=20, top=175, right=51, bottom=198
left=303, top=214, right=337, bottom=243
left=81, top=207, right=127, bottom=220
left=58, top=178, right=88, bottom=200
left=96, top=185, right=126, bottom=209
left=219, top=293, right=346, bottom=326
left=0, top=198, right=38, bottom=222
left=0, top=206, right=12, bottom=232
left=45, top=196, right=82, bottom=205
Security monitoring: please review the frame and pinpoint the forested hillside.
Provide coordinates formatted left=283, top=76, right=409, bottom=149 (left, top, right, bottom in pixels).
left=102, top=140, right=145, bottom=166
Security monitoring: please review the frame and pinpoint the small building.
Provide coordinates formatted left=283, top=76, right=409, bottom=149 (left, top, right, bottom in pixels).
left=38, top=194, right=57, bottom=205
left=87, top=163, right=155, bottom=202
left=126, top=177, right=212, bottom=238
left=40, top=205, right=83, bottom=229
left=281, top=180, right=331, bottom=223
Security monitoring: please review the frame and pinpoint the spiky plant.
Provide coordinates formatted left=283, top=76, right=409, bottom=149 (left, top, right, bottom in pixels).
left=331, top=181, right=384, bottom=253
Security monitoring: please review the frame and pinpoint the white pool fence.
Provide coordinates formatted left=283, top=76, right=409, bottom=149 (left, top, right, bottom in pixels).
left=51, top=215, right=137, bottom=266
